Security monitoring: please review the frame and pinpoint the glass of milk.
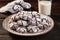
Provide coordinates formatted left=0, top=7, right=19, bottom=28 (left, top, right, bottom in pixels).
left=38, top=0, right=52, bottom=15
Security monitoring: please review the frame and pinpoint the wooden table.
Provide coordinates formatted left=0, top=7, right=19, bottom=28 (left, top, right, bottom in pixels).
left=0, top=0, right=60, bottom=40
left=0, top=16, right=60, bottom=40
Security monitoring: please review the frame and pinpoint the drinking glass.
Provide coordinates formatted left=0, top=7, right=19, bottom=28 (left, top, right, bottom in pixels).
left=38, top=0, right=52, bottom=15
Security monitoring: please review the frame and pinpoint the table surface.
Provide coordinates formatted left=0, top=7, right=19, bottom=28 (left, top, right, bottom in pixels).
left=0, top=1, right=60, bottom=40
left=0, top=15, right=60, bottom=40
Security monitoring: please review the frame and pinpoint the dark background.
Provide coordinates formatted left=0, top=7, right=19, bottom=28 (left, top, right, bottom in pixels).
left=0, top=0, right=60, bottom=18
left=0, top=0, right=60, bottom=40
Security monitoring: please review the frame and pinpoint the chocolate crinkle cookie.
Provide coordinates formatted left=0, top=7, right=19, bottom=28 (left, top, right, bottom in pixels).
left=8, top=11, right=51, bottom=33
left=0, top=0, right=31, bottom=13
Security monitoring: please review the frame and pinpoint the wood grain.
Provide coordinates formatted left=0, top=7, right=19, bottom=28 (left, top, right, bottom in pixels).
left=0, top=16, right=60, bottom=40
left=0, top=0, right=60, bottom=40
left=0, top=0, right=60, bottom=19
left=0, top=12, right=60, bottom=40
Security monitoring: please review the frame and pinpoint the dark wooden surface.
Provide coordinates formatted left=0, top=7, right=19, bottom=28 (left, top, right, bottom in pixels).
left=0, top=0, right=60, bottom=40
left=0, top=16, right=60, bottom=40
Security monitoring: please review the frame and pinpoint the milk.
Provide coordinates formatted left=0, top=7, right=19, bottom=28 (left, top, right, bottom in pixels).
left=38, top=1, right=51, bottom=15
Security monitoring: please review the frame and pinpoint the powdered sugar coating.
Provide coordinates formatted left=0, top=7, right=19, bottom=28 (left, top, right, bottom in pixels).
left=9, top=11, right=51, bottom=33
